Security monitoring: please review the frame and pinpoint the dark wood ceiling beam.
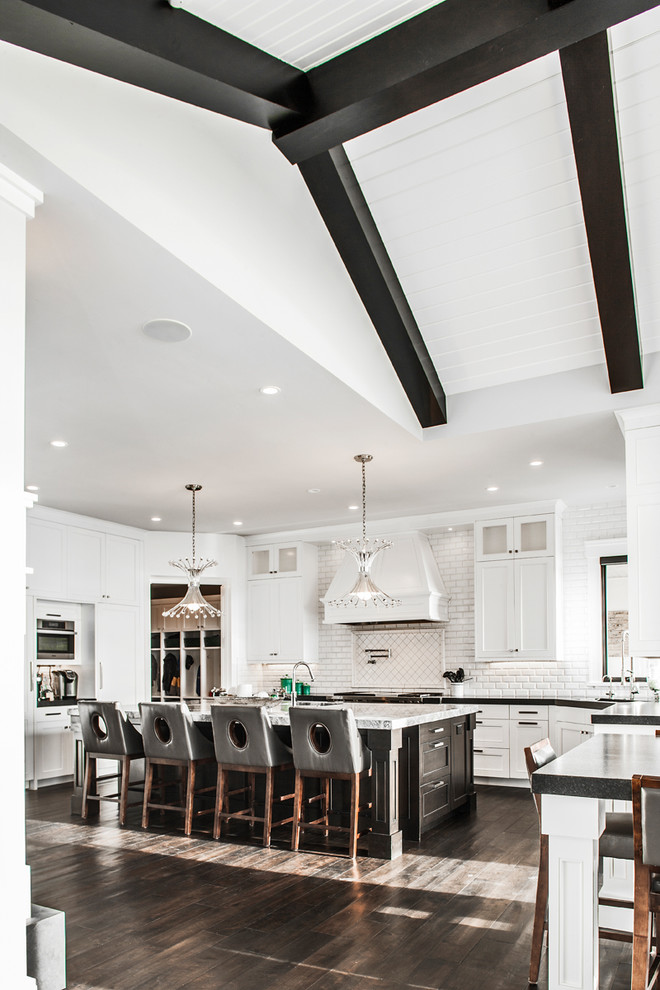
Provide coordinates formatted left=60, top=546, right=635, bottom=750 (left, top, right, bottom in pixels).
left=560, top=32, right=643, bottom=394
left=274, top=0, right=660, bottom=164
left=298, top=147, right=446, bottom=428
left=1, top=0, right=309, bottom=130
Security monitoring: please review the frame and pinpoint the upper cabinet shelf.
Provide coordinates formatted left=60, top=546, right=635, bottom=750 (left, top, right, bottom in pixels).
left=248, top=542, right=301, bottom=579
left=475, top=514, right=554, bottom=561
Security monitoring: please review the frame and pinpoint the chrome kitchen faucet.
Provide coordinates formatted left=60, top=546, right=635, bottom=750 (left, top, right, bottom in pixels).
left=290, top=661, right=314, bottom=706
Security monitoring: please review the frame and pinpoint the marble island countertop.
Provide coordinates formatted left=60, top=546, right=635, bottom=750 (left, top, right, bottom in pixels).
left=72, top=698, right=480, bottom=730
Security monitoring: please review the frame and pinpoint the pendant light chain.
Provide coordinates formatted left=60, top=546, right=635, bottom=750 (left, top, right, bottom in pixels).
left=361, top=457, right=367, bottom=543
left=191, top=485, right=196, bottom=561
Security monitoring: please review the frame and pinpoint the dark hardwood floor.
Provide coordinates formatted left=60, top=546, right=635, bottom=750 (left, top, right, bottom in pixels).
left=26, top=784, right=631, bottom=989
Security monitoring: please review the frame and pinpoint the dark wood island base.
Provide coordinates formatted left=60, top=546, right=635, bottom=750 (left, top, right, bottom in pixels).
left=69, top=702, right=478, bottom=859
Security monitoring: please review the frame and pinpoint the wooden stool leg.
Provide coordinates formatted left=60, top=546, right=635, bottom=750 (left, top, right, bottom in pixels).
left=184, top=762, right=196, bottom=836
left=324, top=779, right=330, bottom=837
left=142, top=759, right=154, bottom=829
left=118, top=756, right=130, bottom=827
left=292, top=771, right=303, bottom=851
left=248, top=772, right=256, bottom=830
left=263, top=767, right=274, bottom=847
left=81, top=755, right=96, bottom=821
left=348, top=773, right=359, bottom=860
left=632, top=864, right=652, bottom=990
left=213, top=765, right=225, bottom=840
left=529, top=832, right=549, bottom=984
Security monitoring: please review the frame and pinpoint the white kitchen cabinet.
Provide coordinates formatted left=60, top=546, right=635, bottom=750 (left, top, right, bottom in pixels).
left=26, top=518, right=67, bottom=597
left=248, top=542, right=300, bottom=578
left=34, top=708, right=75, bottom=782
left=509, top=705, right=549, bottom=778
left=247, top=542, right=318, bottom=663
left=475, top=514, right=554, bottom=560
left=550, top=705, right=596, bottom=756
left=27, top=515, right=143, bottom=605
left=475, top=556, right=555, bottom=659
left=473, top=704, right=510, bottom=779
left=247, top=577, right=311, bottom=662
left=95, top=602, right=142, bottom=707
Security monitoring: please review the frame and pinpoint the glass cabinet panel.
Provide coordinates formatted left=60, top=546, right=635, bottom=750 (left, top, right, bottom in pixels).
left=250, top=548, right=272, bottom=576
left=277, top=545, right=298, bottom=573
left=519, top=519, right=547, bottom=554
left=481, top=523, right=509, bottom=557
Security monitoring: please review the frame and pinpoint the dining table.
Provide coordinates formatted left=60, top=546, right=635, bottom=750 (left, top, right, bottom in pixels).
left=532, top=732, right=660, bottom=990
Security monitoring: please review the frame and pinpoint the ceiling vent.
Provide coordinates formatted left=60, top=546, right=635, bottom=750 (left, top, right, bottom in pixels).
left=321, top=532, right=450, bottom=624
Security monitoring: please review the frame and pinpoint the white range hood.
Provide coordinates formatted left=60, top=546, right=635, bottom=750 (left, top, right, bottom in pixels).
left=321, top=532, right=450, bottom=624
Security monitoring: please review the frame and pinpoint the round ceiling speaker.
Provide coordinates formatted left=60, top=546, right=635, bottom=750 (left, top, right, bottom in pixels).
left=142, top=319, right=192, bottom=343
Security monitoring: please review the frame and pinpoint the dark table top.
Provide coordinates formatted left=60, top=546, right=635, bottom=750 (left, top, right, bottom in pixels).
left=591, top=701, right=660, bottom=724
left=531, top=732, right=660, bottom=801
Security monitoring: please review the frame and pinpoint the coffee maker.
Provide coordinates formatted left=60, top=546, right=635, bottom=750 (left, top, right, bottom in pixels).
left=53, top=669, right=78, bottom=700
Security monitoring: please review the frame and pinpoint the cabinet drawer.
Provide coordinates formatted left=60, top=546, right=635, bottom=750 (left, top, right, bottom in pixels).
left=421, top=777, right=450, bottom=826
left=473, top=718, right=510, bottom=748
left=473, top=704, right=509, bottom=720
left=510, top=704, right=549, bottom=720
left=421, top=738, right=450, bottom=779
left=473, top=747, right=510, bottom=778
left=419, top=722, right=449, bottom=744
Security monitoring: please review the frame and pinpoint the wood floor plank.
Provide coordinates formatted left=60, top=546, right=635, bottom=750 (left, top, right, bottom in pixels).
left=26, top=783, right=629, bottom=989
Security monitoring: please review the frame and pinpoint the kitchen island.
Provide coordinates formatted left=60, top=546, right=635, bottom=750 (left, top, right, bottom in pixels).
left=70, top=699, right=478, bottom=859
left=532, top=733, right=660, bottom=990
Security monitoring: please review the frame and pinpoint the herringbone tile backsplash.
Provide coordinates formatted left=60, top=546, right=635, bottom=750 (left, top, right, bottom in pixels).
left=352, top=629, right=444, bottom=690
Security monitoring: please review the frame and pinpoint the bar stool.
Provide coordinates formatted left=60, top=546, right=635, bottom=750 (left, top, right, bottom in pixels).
left=211, top=704, right=294, bottom=846
left=524, top=738, right=634, bottom=985
left=631, top=772, right=660, bottom=990
left=289, top=706, right=372, bottom=859
left=79, top=700, right=145, bottom=826
left=139, top=701, right=216, bottom=836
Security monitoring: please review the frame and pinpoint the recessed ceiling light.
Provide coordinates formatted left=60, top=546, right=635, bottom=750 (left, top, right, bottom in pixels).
left=26, top=485, right=39, bottom=492
left=50, top=440, right=68, bottom=448
left=259, top=385, right=280, bottom=396
left=529, top=460, right=544, bottom=467
left=307, top=488, right=321, bottom=494
left=151, top=517, right=162, bottom=522
left=142, top=318, right=191, bottom=343
left=233, top=520, right=243, bottom=526
left=348, top=504, right=359, bottom=510
left=607, top=484, right=618, bottom=489
left=448, top=527, right=453, bottom=531
left=486, top=486, right=499, bottom=492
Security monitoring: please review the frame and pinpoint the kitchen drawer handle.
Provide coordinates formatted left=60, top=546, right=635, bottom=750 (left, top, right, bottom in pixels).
left=432, top=781, right=446, bottom=790
left=45, top=711, right=61, bottom=716
left=476, top=720, right=483, bottom=724
left=432, top=727, right=445, bottom=733
left=432, top=741, right=445, bottom=749
left=474, top=749, right=483, bottom=754
left=518, top=721, right=539, bottom=726
left=518, top=710, right=540, bottom=715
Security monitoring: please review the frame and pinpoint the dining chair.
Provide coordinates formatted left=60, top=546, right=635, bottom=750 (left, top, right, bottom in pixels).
left=524, top=737, right=634, bottom=985
left=210, top=704, right=294, bottom=846
left=289, top=706, right=372, bottom=859
left=631, top=772, right=660, bottom=990
left=139, top=701, right=216, bottom=836
left=78, top=700, right=144, bottom=826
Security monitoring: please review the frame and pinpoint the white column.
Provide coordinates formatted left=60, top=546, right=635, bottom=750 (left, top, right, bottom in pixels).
left=542, top=793, right=605, bottom=990
left=0, top=162, right=43, bottom=988
left=616, top=405, right=660, bottom=658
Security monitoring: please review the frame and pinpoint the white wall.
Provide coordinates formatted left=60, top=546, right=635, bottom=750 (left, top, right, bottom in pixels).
left=251, top=502, right=628, bottom=699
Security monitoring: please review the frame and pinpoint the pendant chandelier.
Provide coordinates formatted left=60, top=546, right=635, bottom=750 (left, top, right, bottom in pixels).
left=328, top=454, right=401, bottom=608
left=162, top=484, right=222, bottom=619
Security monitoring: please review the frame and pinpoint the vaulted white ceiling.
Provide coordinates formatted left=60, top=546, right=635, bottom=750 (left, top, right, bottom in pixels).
left=3, top=3, right=660, bottom=534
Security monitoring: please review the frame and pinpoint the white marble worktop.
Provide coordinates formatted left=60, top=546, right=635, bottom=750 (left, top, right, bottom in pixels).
left=72, top=699, right=479, bottom=731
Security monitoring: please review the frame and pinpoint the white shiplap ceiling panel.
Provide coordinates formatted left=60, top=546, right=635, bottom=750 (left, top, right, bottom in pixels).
left=170, top=0, right=441, bottom=68
left=347, top=53, right=605, bottom=395
left=611, top=7, right=660, bottom=356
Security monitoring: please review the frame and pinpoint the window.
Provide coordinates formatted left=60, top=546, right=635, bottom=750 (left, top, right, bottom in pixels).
left=600, top=556, right=628, bottom=679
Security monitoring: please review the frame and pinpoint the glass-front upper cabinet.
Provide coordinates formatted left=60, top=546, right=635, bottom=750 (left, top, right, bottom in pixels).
left=248, top=543, right=300, bottom=578
left=475, top=515, right=554, bottom=560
